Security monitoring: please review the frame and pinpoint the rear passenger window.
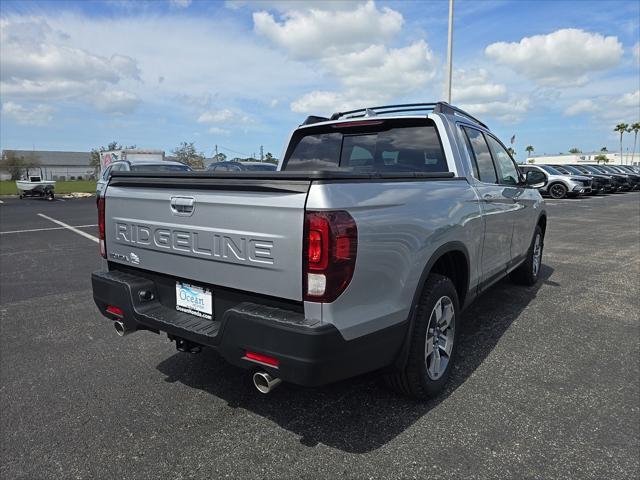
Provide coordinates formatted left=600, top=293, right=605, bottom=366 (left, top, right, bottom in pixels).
left=285, top=121, right=448, bottom=173
left=462, top=127, right=497, bottom=184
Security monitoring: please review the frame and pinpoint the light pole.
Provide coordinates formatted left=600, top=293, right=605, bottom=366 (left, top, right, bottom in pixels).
left=445, top=0, right=454, bottom=104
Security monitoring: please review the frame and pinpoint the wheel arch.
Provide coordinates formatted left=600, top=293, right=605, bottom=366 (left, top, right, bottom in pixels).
left=392, top=241, right=471, bottom=371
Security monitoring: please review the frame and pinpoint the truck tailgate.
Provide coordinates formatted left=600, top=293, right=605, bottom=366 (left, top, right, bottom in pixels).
left=104, top=177, right=310, bottom=301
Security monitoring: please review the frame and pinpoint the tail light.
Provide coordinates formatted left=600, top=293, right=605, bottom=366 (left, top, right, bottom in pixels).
left=98, top=196, right=106, bottom=258
left=303, top=210, right=357, bottom=302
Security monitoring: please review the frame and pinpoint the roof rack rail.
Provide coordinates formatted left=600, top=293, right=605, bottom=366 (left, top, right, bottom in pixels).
left=434, top=102, right=489, bottom=129
left=328, top=101, right=488, bottom=129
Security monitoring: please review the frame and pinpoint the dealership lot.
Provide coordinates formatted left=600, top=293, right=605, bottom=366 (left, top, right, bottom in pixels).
left=1, top=194, right=638, bottom=479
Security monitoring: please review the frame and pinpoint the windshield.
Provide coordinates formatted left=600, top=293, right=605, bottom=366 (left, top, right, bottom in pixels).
left=284, top=119, right=448, bottom=173
left=130, top=164, right=191, bottom=172
left=538, top=165, right=563, bottom=175
left=582, top=165, right=605, bottom=174
left=557, top=165, right=583, bottom=175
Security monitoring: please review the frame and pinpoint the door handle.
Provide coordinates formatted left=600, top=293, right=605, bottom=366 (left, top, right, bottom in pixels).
left=170, top=196, right=195, bottom=216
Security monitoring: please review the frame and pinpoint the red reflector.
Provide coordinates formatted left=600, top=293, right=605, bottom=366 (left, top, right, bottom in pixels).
left=98, top=196, right=106, bottom=258
left=245, top=351, right=279, bottom=367
left=106, top=306, right=123, bottom=317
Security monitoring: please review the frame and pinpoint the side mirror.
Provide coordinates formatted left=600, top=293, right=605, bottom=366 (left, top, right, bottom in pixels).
left=526, top=170, right=546, bottom=188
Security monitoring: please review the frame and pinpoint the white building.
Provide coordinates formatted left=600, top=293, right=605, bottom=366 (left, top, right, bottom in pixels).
left=526, top=151, right=638, bottom=166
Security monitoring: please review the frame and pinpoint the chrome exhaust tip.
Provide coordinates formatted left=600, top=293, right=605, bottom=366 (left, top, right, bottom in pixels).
left=114, top=321, right=131, bottom=337
left=252, top=371, right=282, bottom=394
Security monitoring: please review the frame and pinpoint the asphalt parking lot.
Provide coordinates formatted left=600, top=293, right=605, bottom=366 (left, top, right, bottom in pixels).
left=1, top=193, right=638, bottom=480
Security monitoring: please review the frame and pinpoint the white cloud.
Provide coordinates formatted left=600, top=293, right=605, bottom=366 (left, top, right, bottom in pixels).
left=564, top=91, right=639, bottom=120
left=564, top=99, right=596, bottom=116
left=197, top=108, right=253, bottom=125
left=1, top=17, right=140, bottom=109
left=92, top=90, right=141, bottom=114
left=633, top=42, right=639, bottom=63
left=1, top=101, right=54, bottom=126
left=169, top=0, right=192, bottom=7
left=485, top=29, right=623, bottom=86
left=208, top=126, right=230, bottom=135
left=291, top=40, right=436, bottom=113
left=253, top=0, right=403, bottom=60
left=452, top=69, right=529, bottom=123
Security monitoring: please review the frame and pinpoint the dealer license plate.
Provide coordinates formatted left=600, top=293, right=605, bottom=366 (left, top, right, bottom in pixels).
left=175, top=282, right=213, bottom=320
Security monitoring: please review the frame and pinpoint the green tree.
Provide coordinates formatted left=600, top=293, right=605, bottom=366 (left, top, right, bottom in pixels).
left=525, top=145, right=534, bottom=157
left=568, top=147, right=581, bottom=154
left=212, top=152, right=227, bottom=163
left=263, top=152, right=278, bottom=165
left=630, top=122, right=640, bottom=166
left=90, top=141, right=136, bottom=175
left=614, top=123, right=629, bottom=165
left=594, top=154, right=609, bottom=164
left=0, top=151, right=40, bottom=180
left=173, top=142, right=205, bottom=169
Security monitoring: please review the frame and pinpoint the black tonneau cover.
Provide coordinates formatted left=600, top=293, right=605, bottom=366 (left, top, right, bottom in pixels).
left=110, top=170, right=456, bottom=191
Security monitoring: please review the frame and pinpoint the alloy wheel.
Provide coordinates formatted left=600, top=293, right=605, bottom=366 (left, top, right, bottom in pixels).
left=424, top=296, right=455, bottom=380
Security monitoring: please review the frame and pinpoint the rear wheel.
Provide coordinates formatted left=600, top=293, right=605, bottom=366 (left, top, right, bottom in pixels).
left=510, top=226, right=543, bottom=286
left=384, top=274, right=459, bottom=400
left=548, top=183, right=568, bottom=199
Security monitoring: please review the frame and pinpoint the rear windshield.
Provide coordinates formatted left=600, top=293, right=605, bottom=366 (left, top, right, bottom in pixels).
left=283, top=119, right=448, bottom=173
left=130, top=164, right=191, bottom=172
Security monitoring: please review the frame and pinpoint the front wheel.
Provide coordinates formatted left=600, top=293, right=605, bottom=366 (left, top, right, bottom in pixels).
left=510, top=226, right=543, bottom=286
left=548, top=183, right=568, bottom=199
left=384, top=274, right=459, bottom=400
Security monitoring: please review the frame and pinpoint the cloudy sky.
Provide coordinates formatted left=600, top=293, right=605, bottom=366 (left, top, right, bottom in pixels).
left=1, top=0, right=638, bottom=160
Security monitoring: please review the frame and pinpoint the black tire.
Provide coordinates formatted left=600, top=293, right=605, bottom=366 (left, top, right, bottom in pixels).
left=510, top=225, right=543, bottom=286
left=548, top=183, right=568, bottom=199
left=384, top=274, right=459, bottom=400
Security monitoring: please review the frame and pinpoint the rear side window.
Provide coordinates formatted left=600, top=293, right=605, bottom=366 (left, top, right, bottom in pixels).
left=462, top=127, right=497, bottom=184
left=284, top=120, right=448, bottom=173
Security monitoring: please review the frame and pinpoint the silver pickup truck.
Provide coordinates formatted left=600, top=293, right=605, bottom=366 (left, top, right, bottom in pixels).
left=92, top=102, right=547, bottom=399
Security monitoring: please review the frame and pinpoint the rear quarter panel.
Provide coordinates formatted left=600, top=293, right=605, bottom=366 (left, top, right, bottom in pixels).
left=306, top=179, right=483, bottom=340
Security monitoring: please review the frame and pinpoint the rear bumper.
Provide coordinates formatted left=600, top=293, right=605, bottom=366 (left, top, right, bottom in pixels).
left=92, top=270, right=406, bottom=387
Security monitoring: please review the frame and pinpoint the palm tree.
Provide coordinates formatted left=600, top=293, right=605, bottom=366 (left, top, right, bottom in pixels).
left=507, top=147, right=516, bottom=158
left=630, top=122, right=640, bottom=166
left=525, top=145, right=534, bottom=157
left=600, top=147, right=608, bottom=152
left=614, top=123, right=629, bottom=164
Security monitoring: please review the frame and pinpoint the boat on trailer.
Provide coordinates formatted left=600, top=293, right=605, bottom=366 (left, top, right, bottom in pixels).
left=16, top=168, right=56, bottom=200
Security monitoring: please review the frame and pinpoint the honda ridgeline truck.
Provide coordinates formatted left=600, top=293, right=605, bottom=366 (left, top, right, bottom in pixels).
left=92, top=102, right=547, bottom=399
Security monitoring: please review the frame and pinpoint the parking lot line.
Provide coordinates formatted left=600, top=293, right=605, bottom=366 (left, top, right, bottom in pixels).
left=0, top=224, right=97, bottom=235
left=37, top=213, right=99, bottom=243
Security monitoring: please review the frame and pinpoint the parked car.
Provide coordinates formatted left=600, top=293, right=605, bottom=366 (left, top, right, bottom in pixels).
left=597, top=165, right=640, bottom=190
left=549, top=165, right=612, bottom=194
left=92, top=102, right=547, bottom=400
left=520, top=164, right=591, bottom=199
left=97, top=160, right=192, bottom=200
left=207, top=161, right=277, bottom=172
left=572, top=164, right=632, bottom=191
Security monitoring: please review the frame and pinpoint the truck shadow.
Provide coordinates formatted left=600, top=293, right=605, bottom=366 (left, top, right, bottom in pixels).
left=156, top=264, right=555, bottom=454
